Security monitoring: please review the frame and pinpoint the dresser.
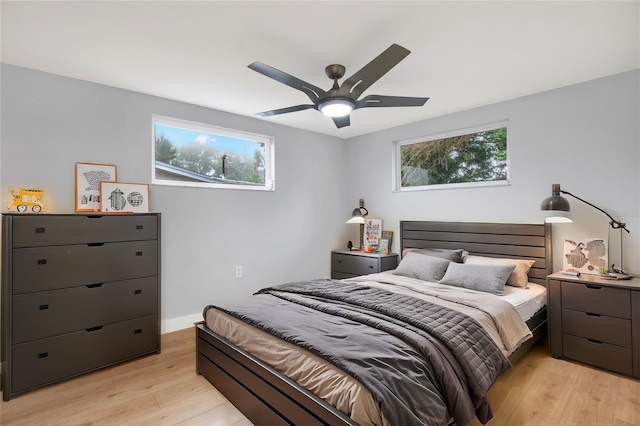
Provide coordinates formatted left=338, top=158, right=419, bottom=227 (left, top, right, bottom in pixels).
left=548, top=272, right=640, bottom=377
left=331, top=250, right=398, bottom=279
left=1, top=213, right=161, bottom=400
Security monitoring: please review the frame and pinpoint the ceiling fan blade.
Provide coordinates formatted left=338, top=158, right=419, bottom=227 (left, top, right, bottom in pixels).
left=248, top=62, right=328, bottom=104
left=355, top=95, right=429, bottom=109
left=338, top=44, right=411, bottom=99
left=332, top=115, right=351, bottom=128
left=257, top=104, right=316, bottom=117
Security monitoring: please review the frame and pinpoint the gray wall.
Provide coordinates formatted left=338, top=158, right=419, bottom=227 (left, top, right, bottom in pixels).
left=2, top=64, right=639, bottom=331
left=1, top=64, right=349, bottom=331
left=345, top=70, right=640, bottom=274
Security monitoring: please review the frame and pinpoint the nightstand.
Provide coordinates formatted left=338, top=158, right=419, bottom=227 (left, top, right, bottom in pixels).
left=547, top=272, right=640, bottom=377
left=331, top=250, right=398, bottom=279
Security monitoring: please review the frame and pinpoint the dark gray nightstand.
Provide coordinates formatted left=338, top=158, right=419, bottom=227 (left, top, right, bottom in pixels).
left=331, top=250, right=398, bottom=279
left=548, top=272, right=640, bottom=377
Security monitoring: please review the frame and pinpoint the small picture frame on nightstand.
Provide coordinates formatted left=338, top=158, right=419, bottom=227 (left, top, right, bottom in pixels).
left=379, top=239, right=389, bottom=251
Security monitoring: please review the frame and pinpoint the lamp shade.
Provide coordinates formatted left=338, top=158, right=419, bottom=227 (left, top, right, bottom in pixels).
left=346, top=208, right=366, bottom=224
left=346, top=199, right=368, bottom=224
left=541, top=184, right=573, bottom=223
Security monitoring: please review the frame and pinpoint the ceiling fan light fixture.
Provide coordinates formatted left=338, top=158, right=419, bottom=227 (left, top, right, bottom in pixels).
left=318, top=98, right=354, bottom=117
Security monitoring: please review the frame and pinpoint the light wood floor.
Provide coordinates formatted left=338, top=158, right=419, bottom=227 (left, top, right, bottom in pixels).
left=2, top=327, right=640, bottom=425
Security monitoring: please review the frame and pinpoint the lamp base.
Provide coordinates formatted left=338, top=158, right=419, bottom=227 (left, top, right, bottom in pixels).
left=600, top=272, right=633, bottom=280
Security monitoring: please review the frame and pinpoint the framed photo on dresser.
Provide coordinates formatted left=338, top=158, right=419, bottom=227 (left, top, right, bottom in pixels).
left=75, top=162, right=117, bottom=212
left=100, top=182, right=149, bottom=213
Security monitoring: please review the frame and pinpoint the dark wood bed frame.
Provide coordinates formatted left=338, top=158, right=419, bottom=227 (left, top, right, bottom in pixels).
left=196, top=221, right=552, bottom=425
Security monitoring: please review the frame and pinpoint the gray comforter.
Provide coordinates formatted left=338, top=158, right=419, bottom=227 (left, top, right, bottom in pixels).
left=206, top=279, right=510, bottom=426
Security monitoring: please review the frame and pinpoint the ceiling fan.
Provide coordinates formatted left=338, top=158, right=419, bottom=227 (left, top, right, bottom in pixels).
left=248, top=44, right=429, bottom=128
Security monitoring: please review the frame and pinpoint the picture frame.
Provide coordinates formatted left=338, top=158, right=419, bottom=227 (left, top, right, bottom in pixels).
left=562, top=238, right=607, bottom=275
left=76, top=162, right=117, bottom=212
left=100, top=182, right=149, bottom=213
left=378, top=239, right=389, bottom=252
left=382, top=230, right=393, bottom=250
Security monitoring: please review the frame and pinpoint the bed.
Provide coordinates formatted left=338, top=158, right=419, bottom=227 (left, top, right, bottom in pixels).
left=196, top=221, right=552, bottom=426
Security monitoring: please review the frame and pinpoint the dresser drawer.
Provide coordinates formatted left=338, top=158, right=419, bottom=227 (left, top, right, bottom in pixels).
left=563, top=334, right=632, bottom=376
left=11, top=315, right=158, bottom=394
left=331, top=253, right=378, bottom=276
left=12, top=277, right=158, bottom=343
left=12, top=240, right=158, bottom=293
left=562, top=308, right=631, bottom=347
left=561, top=281, right=630, bottom=318
left=11, top=214, right=158, bottom=248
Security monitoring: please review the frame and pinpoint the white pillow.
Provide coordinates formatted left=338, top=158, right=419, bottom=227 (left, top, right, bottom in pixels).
left=464, top=255, right=535, bottom=288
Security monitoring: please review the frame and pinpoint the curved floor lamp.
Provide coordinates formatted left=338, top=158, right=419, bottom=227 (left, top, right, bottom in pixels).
left=541, top=184, right=631, bottom=279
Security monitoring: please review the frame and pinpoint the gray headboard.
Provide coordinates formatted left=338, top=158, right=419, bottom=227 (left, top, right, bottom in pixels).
left=400, top=221, right=552, bottom=286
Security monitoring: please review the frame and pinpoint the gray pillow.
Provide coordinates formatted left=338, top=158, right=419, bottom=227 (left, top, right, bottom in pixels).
left=393, top=252, right=452, bottom=282
left=438, top=263, right=515, bottom=296
left=404, top=248, right=465, bottom=263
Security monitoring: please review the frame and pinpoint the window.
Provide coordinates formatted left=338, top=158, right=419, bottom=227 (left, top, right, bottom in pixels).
left=152, top=116, right=274, bottom=191
left=394, top=123, right=508, bottom=191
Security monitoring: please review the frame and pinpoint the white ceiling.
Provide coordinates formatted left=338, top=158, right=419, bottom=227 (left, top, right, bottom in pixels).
left=2, top=1, right=639, bottom=139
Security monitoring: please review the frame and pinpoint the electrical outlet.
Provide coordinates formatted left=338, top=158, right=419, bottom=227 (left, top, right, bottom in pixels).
left=235, top=266, right=243, bottom=278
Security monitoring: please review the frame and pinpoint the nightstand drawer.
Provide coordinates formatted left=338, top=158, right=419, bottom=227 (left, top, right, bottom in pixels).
left=561, top=281, right=631, bottom=318
left=563, top=334, right=632, bottom=376
left=331, top=253, right=378, bottom=276
left=562, top=308, right=631, bottom=347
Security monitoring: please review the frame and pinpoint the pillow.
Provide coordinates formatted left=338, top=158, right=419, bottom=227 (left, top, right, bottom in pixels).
left=438, top=263, right=515, bottom=295
left=401, top=248, right=465, bottom=263
left=393, top=252, right=452, bottom=282
left=464, top=255, right=535, bottom=288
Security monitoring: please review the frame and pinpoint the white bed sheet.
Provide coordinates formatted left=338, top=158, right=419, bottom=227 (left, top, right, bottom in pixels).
left=501, top=282, right=547, bottom=322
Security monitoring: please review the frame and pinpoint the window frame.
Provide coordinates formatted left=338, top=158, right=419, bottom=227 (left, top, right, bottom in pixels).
left=392, top=121, right=510, bottom=192
left=151, top=115, right=275, bottom=191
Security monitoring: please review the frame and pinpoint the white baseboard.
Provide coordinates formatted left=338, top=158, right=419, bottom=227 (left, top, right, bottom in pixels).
left=161, top=312, right=202, bottom=334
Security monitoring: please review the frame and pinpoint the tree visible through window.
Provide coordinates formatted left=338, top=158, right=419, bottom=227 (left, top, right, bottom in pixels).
left=397, top=125, right=508, bottom=190
left=152, top=116, right=274, bottom=190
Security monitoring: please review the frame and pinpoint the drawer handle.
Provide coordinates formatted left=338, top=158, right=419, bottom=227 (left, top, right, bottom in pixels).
left=136, top=225, right=144, bottom=230
left=87, top=242, right=104, bottom=247
left=587, top=338, right=603, bottom=344
left=586, top=312, right=601, bottom=317
left=87, top=283, right=103, bottom=289
left=86, top=326, right=103, bottom=332
left=37, top=259, right=47, bottom=265
left=134, top=289, right=142, bottom=295
left=135, top=251, right=143, bottom=256
left=585, top=284, right=602, bottom=290
left=38, top=352, right=48, bottom=359
left=134, top=328, right=142, bottom=334
left=39, top=304, right=49, bottom=310
left=35, top=227, right=45, bottom=234
left=369, top=265, right=374, bottom=269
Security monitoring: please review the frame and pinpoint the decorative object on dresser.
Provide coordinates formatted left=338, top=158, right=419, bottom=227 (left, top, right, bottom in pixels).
left=75, top=162, right=117, bottom=212
left=331, top=250, right=398, bottom=279
left=1, top=213, right=161, bottom=401
left=547, top=272, right=640, bottom=377
left=541, top=183, right=632, bottom=279
left=100, top=182, right=150, bottom=213
left=345, top=198, right=368, bottom=251
left=7, top=188, right=47, bottom=213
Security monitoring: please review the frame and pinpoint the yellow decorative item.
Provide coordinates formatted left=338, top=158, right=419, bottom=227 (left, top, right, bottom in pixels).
left=7, top=187, right=47, bottom=213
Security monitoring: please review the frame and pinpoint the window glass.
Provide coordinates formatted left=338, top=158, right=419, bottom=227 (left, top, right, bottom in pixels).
left=152, top=116, right=274, bottom=190
left=395, top=124, right=508, bottom=190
